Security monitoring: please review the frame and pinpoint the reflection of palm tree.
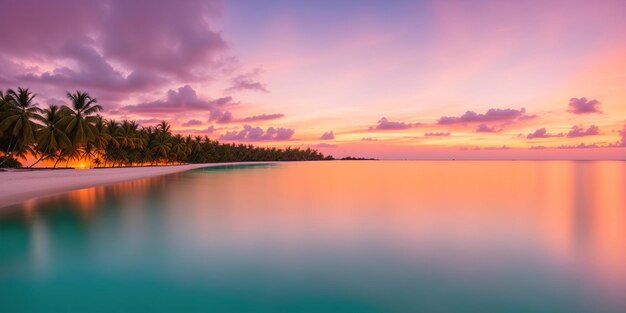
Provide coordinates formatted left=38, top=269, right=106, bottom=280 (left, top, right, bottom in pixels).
left=31, top=105, right=72, bottom=168
left=0, top=88, right=43, bottom=166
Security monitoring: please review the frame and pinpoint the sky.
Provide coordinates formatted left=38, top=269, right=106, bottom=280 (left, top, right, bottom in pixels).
left=0, top=0, right=625, bottom=159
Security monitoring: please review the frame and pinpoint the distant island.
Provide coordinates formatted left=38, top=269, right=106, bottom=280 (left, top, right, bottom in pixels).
left=1, top=88, right=334, bottom=169
left=341, top=156, right=378, bottom=160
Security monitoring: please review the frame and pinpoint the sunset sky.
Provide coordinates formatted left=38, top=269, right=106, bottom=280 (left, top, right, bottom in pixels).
left=1, top=0, right=625, bottom=159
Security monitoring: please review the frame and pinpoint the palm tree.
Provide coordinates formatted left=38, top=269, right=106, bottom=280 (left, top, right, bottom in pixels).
left=169, top=134, right=188, bottom=164
left=1, top=88, right=333, bottom=167
left=0, top=88, right=43, bottom=166
left=149, top=132, right=171, bottom=164
left=157, top=120, right=171, bottom=135
left=91, top=115, right=110, bottom=161
left=30, top=105, right=72, bottom=168
left=58, top=91, right=102, bottom=145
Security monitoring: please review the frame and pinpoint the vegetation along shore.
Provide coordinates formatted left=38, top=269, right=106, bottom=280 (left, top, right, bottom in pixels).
left=0, top=88, right=333, bottom=169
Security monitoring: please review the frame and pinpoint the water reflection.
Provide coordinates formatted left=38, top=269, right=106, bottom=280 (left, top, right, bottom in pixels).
left=0, top=161, right=625, bottom=312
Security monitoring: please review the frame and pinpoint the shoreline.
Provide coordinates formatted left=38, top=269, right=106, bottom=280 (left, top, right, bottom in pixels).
left=0, top=162, right=274, bottom=209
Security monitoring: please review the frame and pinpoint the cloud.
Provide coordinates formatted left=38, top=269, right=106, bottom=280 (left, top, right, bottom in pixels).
left=568, top=97, right=602, bottom=114
left=225, top=68, right=268, bottom=93
left=361, top=137, right=378, bottom=141
left=461, top=145, right=511, bottom=151
left=438, top=108, right=530, bottom=125
left=557, top=143, right=601, bottom=149
left=424, top=132, right=451, bottom=137
left=219, top=125, right=294, bottom=141
left=476, top=124, right=499, bottom=133
left=320, top=131, right=335, bottom=140
left=483, top=145, right=511, bottom=150
left=182, top=119, right=203, bottom=127
left=123, top=85, right=233, bottom=114
left=0, top=0, right=229, bottom=100
left=567, top=125, right=600, bottom=138
left=195, top=126, right=216, bottom=134
left=313, top=143, right=337, bottom=148
left=620, top=123, right=626, bottom=147
left=370, top=117, right=417, bottom=130
left=209, top=110, right=234, bottom=123
left=136, top=118, right=162, bottom=126
left=526, top=128, right=563, bottom=139
left=240, top=113, right=284, bottom=122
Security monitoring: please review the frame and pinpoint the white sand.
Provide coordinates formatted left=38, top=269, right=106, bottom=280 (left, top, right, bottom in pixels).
left=0, top=162, right=272, bottom=209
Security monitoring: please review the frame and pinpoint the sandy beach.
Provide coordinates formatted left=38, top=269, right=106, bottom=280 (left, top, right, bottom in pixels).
left=0, top=162, right=271, bottom=209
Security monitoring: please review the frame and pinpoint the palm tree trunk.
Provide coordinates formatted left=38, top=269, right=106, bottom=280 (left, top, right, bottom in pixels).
left=0, top=138, right=17, bottom=166
left=28, top=154, right=46, bottom=168
left=53, top=156, right=62, bottom=168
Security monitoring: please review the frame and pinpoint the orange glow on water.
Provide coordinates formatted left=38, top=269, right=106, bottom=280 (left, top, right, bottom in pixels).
left=6, top=161, right=626, bottom=297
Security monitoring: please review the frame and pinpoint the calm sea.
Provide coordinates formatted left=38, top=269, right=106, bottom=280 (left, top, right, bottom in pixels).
left=1, top=161, right=625, bottom=312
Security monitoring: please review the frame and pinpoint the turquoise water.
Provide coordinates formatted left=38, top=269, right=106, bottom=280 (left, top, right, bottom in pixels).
left=1, top=161, right=625, bottom=312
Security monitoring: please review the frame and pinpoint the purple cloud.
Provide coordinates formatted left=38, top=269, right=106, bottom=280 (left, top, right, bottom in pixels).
left=240, top=113, right=284, bottom=122
left=424, top=132, right=451, bottom=137
left=195, top=126, right=216, bottom=134
left=557, top=143, right=601, bottom=149
left=438, top=108, right=529, bottom=125
left=123, top=85, right=233, bottom=114
left=320, top=131, right=335, bottom=140
left=0, top=0, right=229, bottom=101
left=370, top=117, right=417, bottom=130
left=568, top=98, right=602, bottom=114
left=182, top=119, right=203, bottom=127
left=219, top=125, right=294, bottom=141
left=567, top=125, right=600, bottom=138
left=526, top=128, right=563, bottom=139
left=476, top=124, right=499, bottom=133
left=136, top=118, right=162, bottom=126
left=209, top=110, right=234, bottom=124
left=225, top=69, right=268, bottom=93
left=620, top=123, right=626, bottom=147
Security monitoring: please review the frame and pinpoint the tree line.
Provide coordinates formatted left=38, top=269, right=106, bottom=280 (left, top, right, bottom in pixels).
left=0, top=88, right=333, bottom=168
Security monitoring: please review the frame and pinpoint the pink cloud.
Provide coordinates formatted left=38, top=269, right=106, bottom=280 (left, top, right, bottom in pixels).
left=476, top=124, right=499, bottom=133
left=320, top=131, right=335, bottom=140
left=225, top=68, right=268, bottom=93
left=209, top=110, right=234, bottom=124
left=136, top=118, right=162, bottom=126
left=567, top=97, right=602, bottom=114
left=567, top=125, right=600, bottom=138
left=370, top=117, right=418, bottom=130
left=424, top=132, right=451, bottom=137
left=195, top=126, right=216, bottom=134
left=240, top=113, right=284, bottom=122
left=182, top=119, right=204, bottom=127
left=122, top=85, right=233, bottom=114
left=0, top=0, right=228, bottom=101
left=556, top=143, right=602, bottom=149
left=219, top=125, right=294, bottom=141
left=526, top=128, right=563, bottom=139
left=438, top=108, right=530, bottom=125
